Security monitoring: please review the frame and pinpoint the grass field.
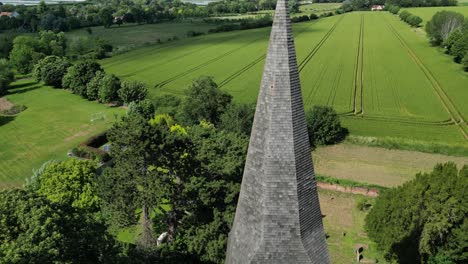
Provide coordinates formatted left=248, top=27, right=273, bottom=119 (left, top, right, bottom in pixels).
left=402, top=5, right=468, bottom=22
left=0, top=80, right=123, bottom=187
left=214, top=3, right=341, bottom=20
left=101, top=12, right=468, bottom=146
left=314, top=144, right=468, bottom=187
left=319, top=190, right=387, bottom=263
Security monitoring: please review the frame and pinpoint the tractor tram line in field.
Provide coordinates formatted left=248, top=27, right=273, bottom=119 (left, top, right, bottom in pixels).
left=298, top=15, right=345, bottom=73
left=384, top=16, right=468, bottom=140
left=154, top=35, right=267, bottom=90
left=218, top=15, right=344, bottom=90
left=352, top=14, right=365, bottom=116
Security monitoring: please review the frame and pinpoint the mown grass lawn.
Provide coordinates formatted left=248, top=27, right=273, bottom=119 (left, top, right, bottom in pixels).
left=101, top=12, right=468, bottom=146
left=0, top=80, right=124, bottom=187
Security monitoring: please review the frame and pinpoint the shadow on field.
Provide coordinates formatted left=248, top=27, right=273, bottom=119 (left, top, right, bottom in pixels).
left=9, top=81, right=37, bottom=90
left=8, top=84, right=42, bottom=95
left=0, top=115, right=15, bottom=126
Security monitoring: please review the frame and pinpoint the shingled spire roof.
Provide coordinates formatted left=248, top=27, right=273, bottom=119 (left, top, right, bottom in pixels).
left=225, top=0, right=330, bottom=263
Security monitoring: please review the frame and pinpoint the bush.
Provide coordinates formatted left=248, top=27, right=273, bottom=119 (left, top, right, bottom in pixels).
left=0, top=59, right=14, bottom=96
left=388, top=5, right=400, bottom=15
left=291, top=15, right=310, bottom=23
left=98, top=74, right=121, bottom=103
left=399, top=10, right=411, bottom=21
left=86, top=71, right=105, bottom=101
left=309, top=13, right=319, bottom=20
left=62, top=60, right=103, bottom=97
left=128, top=99, right=155, bottom=119
left=118, top=80, right=147, bottom=105
left=33, top=56, right=71, bottom=88
left=463, top=52, right=468, bottom=71
left=406, top=15, right=423, bottom=27
left=305, top=105, right=348, bottom=147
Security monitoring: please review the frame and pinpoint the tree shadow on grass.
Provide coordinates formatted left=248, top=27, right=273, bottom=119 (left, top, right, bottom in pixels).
left=9, top=81, right=37, bottom=90
left=0, top=115, right=15, bottom=126
left=7, top=84, right=42, bottom=95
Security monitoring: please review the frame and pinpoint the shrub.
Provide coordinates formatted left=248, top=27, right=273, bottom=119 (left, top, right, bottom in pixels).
left=118, top=80, right=147, bottom=105
left=309, top=13, right=319, bottom=20
left=463, top=52, right=468, bottom=71
left=407, top=15, right=423, bottom=27
left=86, top=71, right=106, bottom=101
left=62, top=60, right=103, bottom=97
left=128, top=99, right=155, bottom=119
left=399, top=10, right=411, bottom=21
left=388, top=5, right=400, bottom=15
left=291, top=15, right=310, bottom=23
left=33, top=56, right=71, bottom=88
left=98, top=74, right=121, bottom=103
left=305, top=105, right=348, bottom=147
left=0, top=59, right=14, bottom=96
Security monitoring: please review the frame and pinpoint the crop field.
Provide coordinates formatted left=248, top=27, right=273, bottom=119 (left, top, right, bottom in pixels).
left=65, top=21, right=216, bottom=53
left=214, top=3, right=341, bottom=20
left=0, top=80, right=123, bottom=187
left=101, top=12, right=468, bottom=146
left=402, top=5, right=468, bottom=22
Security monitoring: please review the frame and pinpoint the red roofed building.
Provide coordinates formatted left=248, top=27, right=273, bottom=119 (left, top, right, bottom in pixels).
left=371, top=5, right=385, bottom=11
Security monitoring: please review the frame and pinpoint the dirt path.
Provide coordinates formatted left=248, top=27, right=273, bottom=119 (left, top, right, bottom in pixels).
left=313, top=143, right=468, bottom=187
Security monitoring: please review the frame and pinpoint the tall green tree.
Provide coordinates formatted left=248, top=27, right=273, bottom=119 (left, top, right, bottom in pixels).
left=35, top=159, right=100, bottom=212
left=180, top=76, right=232, bottom=125
left=365, top=163, right=468, bottom=264
left=0, top=59, right=14, bottom=96
left=0, top=189, right=119, bottom=263
left=62, top=60, right=103, bottom=97
left=426, top=11, right=465, bottom=45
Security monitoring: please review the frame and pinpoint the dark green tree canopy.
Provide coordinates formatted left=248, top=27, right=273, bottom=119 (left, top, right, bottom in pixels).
left=365, top=163, right=468, bottom=264
left=62, top=60, right=103, bottom=96
left=180, top=76, right=232, bottom=125
left=0, top=189, right=119, bottom=263
left=305, top=105, right=348, bottom=147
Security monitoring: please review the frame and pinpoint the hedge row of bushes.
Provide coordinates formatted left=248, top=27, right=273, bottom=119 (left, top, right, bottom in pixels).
left=33, top=56, right=148, bottom=105
left=399, top=10, right=423, bottom=27
left=206, top=11, right=337, bottom=33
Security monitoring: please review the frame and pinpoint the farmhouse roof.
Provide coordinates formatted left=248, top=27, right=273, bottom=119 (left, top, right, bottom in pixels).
left=225, top=0, right=330, bottom=263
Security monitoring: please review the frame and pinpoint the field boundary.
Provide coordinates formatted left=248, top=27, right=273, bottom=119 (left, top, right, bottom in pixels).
left=384, top=15, right=468, bottom=140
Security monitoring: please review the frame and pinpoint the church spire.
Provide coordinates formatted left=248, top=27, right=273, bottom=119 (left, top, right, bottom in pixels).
left=225, top=0, right=330, bottom=263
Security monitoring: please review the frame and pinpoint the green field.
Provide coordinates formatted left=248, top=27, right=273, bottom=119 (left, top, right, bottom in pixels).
left=214, top=3, right=341, bottom=19
left=101, top=12, right=468, bottom=146
left=402, top=5, right=468, bottom=22
left=65, top=21, right=216, bottom=54
left=0, top=80, right=123, bottom=187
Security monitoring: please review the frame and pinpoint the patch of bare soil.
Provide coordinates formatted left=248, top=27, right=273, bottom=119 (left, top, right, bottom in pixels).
left=0, top=98, right=14, bottom=112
